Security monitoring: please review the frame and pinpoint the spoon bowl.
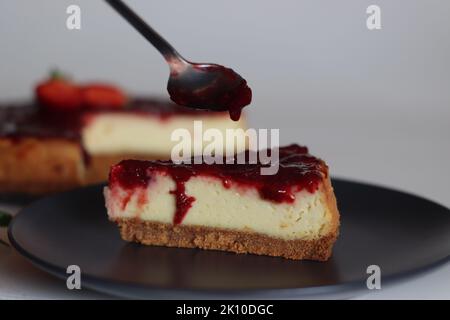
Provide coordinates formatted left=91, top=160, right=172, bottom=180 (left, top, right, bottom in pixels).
left=167, top=62, right=252, bottom=120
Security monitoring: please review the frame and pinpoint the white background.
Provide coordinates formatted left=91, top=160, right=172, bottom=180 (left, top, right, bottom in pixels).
left=0, top=0, right=449, bottom=299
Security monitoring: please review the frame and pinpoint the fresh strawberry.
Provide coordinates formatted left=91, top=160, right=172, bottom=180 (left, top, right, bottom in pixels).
left=36, top=75, right=82, bottom=111
left=80, top=84, right=127, bottom=110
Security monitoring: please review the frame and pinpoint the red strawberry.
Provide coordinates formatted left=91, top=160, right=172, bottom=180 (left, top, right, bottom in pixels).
left=36, top=76, right=82, bottom=111
left=80, top=84, right=127, bottom=110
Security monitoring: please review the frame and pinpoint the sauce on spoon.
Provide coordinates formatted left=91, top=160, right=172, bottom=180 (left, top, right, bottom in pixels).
left=167, top=63, right=252, bottom=121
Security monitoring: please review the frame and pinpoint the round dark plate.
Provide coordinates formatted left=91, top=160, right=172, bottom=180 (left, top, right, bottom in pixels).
left=8, top=179, right=450, bottom=299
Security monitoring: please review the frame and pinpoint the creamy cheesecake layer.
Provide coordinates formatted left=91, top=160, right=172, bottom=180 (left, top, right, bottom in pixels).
left=105, top=174, right=336, bottom=241
left=82, top=113, right=247, bottom=156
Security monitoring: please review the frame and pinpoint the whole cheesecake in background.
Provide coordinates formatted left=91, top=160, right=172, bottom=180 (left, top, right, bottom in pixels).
left=105, top=144, right=340, bottom=261
left=0, top=74, right=247, bottom=194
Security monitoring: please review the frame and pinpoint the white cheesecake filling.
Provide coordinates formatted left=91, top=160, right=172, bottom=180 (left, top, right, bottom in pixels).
left=105, top=174, right=334, bottom=240
left=82, top=113, right=246, bottom=156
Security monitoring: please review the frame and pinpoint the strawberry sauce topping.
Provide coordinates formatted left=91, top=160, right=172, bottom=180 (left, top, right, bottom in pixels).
left=109, top=145, right=327, bottom=225
left=168, top=64, right=252, bottom=121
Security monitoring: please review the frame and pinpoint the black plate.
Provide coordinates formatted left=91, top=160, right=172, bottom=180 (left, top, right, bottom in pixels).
left=8, top=179, right=450, bottom=299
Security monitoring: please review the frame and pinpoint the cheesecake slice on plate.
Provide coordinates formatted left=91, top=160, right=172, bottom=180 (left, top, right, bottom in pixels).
left=105, top=144, right=340, bottom=261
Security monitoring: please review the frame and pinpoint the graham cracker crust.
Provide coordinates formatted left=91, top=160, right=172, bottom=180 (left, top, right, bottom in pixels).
left=112, top=218, right=339, bottom=261
left=0, top=136, right=166, bottom=194
left=0, top=138, right=84, bottom=194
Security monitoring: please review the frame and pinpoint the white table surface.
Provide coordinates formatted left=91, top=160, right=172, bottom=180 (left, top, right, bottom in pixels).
left=1, top=106, right=449, bottom=300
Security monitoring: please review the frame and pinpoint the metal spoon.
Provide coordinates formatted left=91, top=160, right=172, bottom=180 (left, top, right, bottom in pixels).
left=105, top=0, right=252, bottom=120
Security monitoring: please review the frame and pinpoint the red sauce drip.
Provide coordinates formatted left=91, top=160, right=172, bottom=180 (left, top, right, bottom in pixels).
left=170, top=181, right=196, bottom=225
left=117, top=188, right=148, bottom=213
left=168, top=64, right=252, bottom=121
left=228, top=82, right=252, bottom=121
left=121, top=193, right=132, bottom=211
left=109, top=145, right=327, bottom=225
left=137, top=189, right=148, bottom=208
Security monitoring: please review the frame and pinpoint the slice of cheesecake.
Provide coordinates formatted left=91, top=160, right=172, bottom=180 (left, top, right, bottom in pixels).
left=105, top=145, right=340, bottom=261
left=0, top=77, right=246, bottom=194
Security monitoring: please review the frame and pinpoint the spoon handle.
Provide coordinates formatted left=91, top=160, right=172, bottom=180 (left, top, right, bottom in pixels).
left=105, top=0, right=182, bottom=62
